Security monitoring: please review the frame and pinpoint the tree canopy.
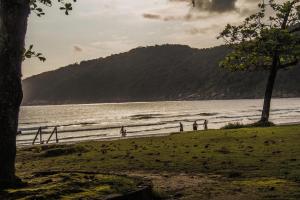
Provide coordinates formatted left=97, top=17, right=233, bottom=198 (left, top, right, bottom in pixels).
left=218, top=0, right=300, bottom=72
left=30, top=0, right=76, bottom=16
left=23, top=0, right=76, bottom=62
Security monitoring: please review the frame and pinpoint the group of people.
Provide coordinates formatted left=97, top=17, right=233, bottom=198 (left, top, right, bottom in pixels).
left=179, top=120, right=208, bottom=132
left=120, top=120, right=208, bottom=137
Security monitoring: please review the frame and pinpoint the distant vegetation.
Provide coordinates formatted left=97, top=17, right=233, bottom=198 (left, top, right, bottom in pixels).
left=222, top=121, right=275, bottom=129
left=22, top=44, right=300, bottom=105
left=222, top=122, right=248, bottom=129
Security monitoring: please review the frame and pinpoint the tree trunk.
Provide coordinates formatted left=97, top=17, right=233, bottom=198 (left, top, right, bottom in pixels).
left=0, top=0, right=30, bottom=187
left=260, top=59, right=278, bottom=124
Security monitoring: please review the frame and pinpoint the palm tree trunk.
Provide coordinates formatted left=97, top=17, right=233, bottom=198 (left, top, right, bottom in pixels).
left=0, top=0, right=30, bottom=187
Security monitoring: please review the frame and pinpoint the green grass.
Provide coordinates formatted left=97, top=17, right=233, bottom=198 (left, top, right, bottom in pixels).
left=11, top=125, right=300, bottom=199
left=0, top=172, right=143, bottom=200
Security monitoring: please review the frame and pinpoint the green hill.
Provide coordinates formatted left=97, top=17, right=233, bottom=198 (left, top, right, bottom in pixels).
left=22, top=44, right=300, bottom=105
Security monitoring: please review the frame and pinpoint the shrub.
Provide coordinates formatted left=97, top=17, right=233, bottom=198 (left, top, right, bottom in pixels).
left=222, top=121, right=275, bottom=129
left=221, top=122, right=246, bottom=129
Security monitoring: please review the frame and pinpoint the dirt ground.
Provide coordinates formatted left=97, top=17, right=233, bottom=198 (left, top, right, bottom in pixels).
left=123, top=171, right=258, bottom=200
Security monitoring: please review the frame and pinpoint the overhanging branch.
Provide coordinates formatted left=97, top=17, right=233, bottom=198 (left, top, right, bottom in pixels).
left=279, top=59, right=298, bottom=69
left=289, top=23, right=300, bottom=33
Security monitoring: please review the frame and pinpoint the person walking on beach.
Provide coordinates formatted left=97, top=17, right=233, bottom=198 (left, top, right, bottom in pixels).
left=193, top=121, right=198, bottom=131
left=120, top=126, right=127, bottom=137
left=179, top=122, right=184, bottom=132
left=204, top=120, right=208, bottom=130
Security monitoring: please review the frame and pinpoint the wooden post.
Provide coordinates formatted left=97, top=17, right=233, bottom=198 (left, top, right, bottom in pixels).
left=55, top=127, right=59, bottom=143
left=46, top=126, right=58, bottom=144
left=40, top=128, right=43, bottom=144
left=32, top=127, right=42, bottom=145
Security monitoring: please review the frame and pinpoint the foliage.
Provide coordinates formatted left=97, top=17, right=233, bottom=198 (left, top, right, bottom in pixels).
left=222, top=121, right=275, bottom=129
left=23, top=0, right=77, bottom=62
left=30, top=0, right=77, bottom=16
left=23, top=45, right=46, bottom=62
left=218, top=0, right=300, bottom=71
left=221, top=122, right=247, bottom=129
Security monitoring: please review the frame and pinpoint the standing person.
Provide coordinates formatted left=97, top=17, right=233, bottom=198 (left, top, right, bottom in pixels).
left=193, top=121, right=198, bottom=131
left=120, top=126, right=127, bottom=137
left=179, top=122, right=184, bottom=132
left=204, top=120, right=208, bottom=130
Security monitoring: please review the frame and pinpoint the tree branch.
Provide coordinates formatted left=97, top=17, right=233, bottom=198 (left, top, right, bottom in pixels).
left=279, top=59, right=298, bottom=69
left=289, top=24, right=300, bottom=33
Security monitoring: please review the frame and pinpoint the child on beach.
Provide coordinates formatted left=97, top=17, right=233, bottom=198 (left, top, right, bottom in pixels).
left=193, top=121, right=198, bottom=131
left=179, top=122, right=184, bottom=132
left=204, top=120, right=208, bottom=130
left=120, top=126, right=127, bottom=137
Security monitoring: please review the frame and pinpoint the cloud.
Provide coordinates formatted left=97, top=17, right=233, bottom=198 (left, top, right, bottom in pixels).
left=143, top=12, right=211, bottom=22
left=73, top=45, right=83, bottom=52
left=167, top=0, right=238, bottom=13
left=142, top=0, right=261, bottom=22
left=143, top=13, right=161, bottom=20
left=193, top=0, right=238, bottom=13
left=186, top=24, right=220, bottom=35
left=170, top=0, right=260, bottom=14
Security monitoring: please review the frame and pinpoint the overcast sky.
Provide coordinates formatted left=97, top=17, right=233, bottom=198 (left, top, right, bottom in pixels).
left=23, top=0, right=263, bottom=78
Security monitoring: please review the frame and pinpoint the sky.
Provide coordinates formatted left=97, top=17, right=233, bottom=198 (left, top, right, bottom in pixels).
left=23, top=0, right=263, bottom=78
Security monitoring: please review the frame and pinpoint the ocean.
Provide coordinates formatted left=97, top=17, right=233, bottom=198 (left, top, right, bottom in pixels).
left=17, top=98, right=300, bottom=145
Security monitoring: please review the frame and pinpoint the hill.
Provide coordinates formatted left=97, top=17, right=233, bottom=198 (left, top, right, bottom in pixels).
left=22, top=44, right=300, bottom=105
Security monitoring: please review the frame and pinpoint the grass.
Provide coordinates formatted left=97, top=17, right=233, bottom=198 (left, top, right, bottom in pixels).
left=0, top=172, right=144, bottom=200
left=222, top=121, right=275, bottom=129
left=9, top=125, right=300, bottom=199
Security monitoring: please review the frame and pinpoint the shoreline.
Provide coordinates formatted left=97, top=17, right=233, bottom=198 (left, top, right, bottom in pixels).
left=17, top=122, right=300, bottom=148
left=21, top=97, right=300, bottom=107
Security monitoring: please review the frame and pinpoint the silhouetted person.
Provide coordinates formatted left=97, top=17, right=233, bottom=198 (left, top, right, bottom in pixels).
left=193, top=121, right=198, bottom=131
left=120, top=126, right=127, bottom=137
left=179, top=122, right=183, bottom=132
left=204, top=120, right=208, bottom=130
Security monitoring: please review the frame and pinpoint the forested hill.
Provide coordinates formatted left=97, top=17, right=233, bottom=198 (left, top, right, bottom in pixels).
left=22, top=44, right=300, bottom=105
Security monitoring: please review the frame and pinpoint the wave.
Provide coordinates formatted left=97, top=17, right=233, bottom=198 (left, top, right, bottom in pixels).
left=215, top=114, right=261, bottom=119
left=19, top=121, right=49, bottom=125
left=128, top=125, right=179, bottom=134
left=130, top=114, right=164, bottom=120
left=130, top=112, right=218, bottom=120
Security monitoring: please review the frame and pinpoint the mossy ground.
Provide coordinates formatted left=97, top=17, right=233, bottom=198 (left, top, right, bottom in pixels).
left=0, top=172, right=144, bottom=200
left=6, top=125, right=300, bottom=199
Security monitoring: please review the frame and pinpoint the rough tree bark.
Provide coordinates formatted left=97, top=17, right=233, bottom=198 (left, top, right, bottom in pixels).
left=260, top=51, right=279, bottom=124
left=260, top=64, right=278, bottom=124
left=0, top=0, right=30, bottom=187
left=259, top=3, right=292, bottom=125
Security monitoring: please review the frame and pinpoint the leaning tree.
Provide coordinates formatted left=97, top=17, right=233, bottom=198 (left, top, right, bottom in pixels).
left=218, top=0, right=300, bottom=125
left=0, top=0, right=75, bottom=187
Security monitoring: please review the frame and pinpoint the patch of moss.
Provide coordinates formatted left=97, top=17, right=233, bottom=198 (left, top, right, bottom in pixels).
left=1, top=172, right=143, bottom=200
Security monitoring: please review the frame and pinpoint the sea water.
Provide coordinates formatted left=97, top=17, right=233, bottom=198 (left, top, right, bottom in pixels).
left=17, top=98, right=300, bottom=145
